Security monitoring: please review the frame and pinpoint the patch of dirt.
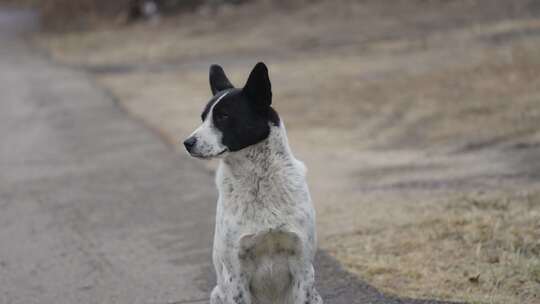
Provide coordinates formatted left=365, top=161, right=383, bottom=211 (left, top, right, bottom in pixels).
left=37, top=0, right=540, bottom=303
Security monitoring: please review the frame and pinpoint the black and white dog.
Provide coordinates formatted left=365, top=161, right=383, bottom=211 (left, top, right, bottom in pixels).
left=183, top=62, right=322, bottom=304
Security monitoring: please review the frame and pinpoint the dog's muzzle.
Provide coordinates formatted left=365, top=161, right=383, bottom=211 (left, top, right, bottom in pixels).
left=183, top=136, right=197, bottom=153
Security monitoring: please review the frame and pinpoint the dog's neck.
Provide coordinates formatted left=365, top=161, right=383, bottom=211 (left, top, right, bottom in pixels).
left=221, top=123, right=295, bottom=178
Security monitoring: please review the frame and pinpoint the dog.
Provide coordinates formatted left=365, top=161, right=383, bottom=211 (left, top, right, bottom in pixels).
left=183, top=62, right=322, bottom=304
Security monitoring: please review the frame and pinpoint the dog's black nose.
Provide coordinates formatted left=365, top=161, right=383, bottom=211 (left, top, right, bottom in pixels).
left=183, top=137, right=197, bottom=151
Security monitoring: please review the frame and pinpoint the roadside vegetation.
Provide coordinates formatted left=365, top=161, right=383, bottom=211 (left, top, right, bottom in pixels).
left=328, top=192, right=540, bottom=304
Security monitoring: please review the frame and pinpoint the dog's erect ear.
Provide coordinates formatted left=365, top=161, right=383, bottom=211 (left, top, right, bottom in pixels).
left=243, top=62, right=272, bottom=108
left=209, top=64, right=234, bottom=95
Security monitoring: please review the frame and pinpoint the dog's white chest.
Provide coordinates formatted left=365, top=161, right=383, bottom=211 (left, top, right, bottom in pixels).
left=215, top=158, right=313, bottom=236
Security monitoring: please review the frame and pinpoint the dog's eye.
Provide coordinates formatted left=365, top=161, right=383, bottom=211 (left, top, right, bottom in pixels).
left=215, top=113, right=229, bottom=122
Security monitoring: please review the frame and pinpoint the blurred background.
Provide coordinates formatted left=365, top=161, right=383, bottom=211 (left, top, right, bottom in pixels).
left=1, top=1, right=539, bottom=303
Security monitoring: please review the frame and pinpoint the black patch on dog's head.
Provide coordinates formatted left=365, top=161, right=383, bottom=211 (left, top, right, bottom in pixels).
left=203, top=62, right=280, bottom=152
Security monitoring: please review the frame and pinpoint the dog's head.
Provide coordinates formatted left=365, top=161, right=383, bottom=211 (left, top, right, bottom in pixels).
left=183, top=62, right=279, bottom=159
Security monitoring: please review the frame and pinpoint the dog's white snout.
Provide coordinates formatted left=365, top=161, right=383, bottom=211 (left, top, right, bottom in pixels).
left=184, top=122, right=226, bottom=158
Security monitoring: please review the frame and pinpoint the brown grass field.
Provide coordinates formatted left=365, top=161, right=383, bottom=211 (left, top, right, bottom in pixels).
left=36, top=1, right=540, bottom=303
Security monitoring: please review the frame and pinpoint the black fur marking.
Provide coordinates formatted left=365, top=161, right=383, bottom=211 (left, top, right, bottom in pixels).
left=243, top=62, right=272, bottom=109
left=203, top=62, right=280, bottom=152
left=233, top=291, right=244, bottom=304
left=209, top=64, right=234, bottom=95
left=201, top=91, right=229, bottom=122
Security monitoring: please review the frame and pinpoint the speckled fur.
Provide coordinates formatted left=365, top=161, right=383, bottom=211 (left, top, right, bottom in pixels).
left=210, top=122, right=322, bottom=304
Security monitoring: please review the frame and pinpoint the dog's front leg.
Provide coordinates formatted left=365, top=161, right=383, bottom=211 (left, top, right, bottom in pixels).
left=211, top=261, right=253, bottom=304
left=288, top=259, right=323, bottom=304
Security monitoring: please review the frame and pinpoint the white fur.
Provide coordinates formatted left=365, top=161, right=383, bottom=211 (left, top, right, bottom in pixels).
left=209, top=122, right=323, bottom=304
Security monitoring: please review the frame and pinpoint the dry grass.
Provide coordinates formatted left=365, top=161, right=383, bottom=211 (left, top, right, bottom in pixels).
left=35, top=1, right=540, bottom=303
left=37, top=0, right=540, bottom=65
left=0, top=0, right=131, bottom=30
left=326, top=191, right=540, bottom=304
